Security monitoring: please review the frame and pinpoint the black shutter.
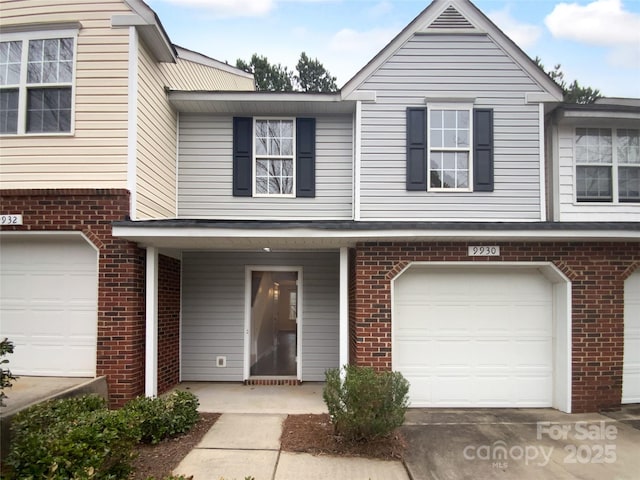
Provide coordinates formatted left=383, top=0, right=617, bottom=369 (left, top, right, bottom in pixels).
left=296, top=117, right=316, bottom=198
left=406, top=107, right=427, bottom=191
left=473, top=108, right=494, bottom=192
left=232, top=117, right=252, bottom=197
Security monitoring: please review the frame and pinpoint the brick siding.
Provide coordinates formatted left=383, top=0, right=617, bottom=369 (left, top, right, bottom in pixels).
left=158, top=254, right=181, bottom=395
left=0, top=189, right=146, bottom=407
left=353, top=241, right=640, bottom=413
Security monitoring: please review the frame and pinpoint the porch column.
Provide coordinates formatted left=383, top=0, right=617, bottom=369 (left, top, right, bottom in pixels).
left=339, top=247, right=349, bottom=368
left=145, top=247, right=158, bottom=397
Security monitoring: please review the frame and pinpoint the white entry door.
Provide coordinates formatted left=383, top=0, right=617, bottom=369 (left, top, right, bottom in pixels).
left=393, top=266, right=554, bottom=407
left=0, top=235, right=98, bottom=376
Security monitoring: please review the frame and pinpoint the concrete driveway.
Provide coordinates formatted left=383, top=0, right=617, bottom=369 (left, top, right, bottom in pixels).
left=401, top=407, right=640, bottom=480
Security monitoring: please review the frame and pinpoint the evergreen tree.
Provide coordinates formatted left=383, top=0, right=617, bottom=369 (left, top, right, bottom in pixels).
left=237, top=52, right=338, bottom=93
left=535, top=57, right=602, bottom=104
left=295, top=52, right=338, bottom=93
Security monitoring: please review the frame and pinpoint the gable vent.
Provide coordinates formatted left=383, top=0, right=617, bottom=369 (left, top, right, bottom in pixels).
left=429, top=5, right=474, bottom=29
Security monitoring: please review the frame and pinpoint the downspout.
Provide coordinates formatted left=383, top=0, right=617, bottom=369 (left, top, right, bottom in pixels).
left=127, top=26, right=139, bottom=220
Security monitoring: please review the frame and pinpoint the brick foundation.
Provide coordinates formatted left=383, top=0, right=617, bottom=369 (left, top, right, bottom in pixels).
left=352, top=241, right=640, bottom=413
left=0, top=189, right=145, bottom=407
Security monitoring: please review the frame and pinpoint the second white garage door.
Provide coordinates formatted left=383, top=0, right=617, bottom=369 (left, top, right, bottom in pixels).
left=623, top=270, right=640, bottom=403
left=0, top=235, right=98, bottom=377
left=393, top=266, right=554, bottom=408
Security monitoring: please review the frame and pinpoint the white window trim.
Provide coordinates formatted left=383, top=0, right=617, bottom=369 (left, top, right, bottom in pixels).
left=573, top=127, right=640, bottom=204
left=0, top=28, right=78, bottom=136
left=252, top=117, right=296, bottom=198
left=426, top=102, right=473, bottom=192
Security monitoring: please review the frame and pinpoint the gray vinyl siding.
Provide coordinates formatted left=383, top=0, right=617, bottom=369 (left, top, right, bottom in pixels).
left=358, top=33, right=544, bottom=220
left=181, top=251, right=339, bottom=381
left=177, top=114, right=353, bottom=219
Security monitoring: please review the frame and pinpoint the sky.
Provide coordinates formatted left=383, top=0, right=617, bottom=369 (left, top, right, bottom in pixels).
left=146, top=0, right=640, bottom=98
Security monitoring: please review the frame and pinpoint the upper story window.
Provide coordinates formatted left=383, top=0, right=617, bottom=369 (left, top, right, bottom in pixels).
left=575, top=128, right=640, bottom=203
left=406, top=105, right=493, bottom=193
left=254, top=119, right=295, bottom=196
left=233, top=117, right=315, bottom=198
left=429, top=107, right=471, bottom=191
left=0, top=30, right=76, bottom=135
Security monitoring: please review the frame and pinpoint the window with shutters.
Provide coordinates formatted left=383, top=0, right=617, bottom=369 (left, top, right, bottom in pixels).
left=0, top=29, right=77, bottom=135
left=233, top=116, right=316, bottom=198
left=428, top=105, right=472, bottom=191
left=406, top=105, right=493, bottom=193
left=254, top=118, right=295, bottom=196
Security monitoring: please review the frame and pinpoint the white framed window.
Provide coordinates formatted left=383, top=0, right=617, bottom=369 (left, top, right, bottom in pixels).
left=253, top=118, right=295, bottom=196
left=575, top=128, right=640, bottom=203
left=428, top=104, right=472, bottom=191
left=0, top=29, right=77, bottom=135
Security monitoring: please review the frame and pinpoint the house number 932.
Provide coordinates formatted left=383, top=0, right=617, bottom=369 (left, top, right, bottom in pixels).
left=468, top=246, right=500, bottom=256
left=1, top=214, right=23, bottom=225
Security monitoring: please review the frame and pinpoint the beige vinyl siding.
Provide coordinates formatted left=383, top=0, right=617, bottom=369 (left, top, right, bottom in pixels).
left=0, top=0, right=131, bottom=189
left=162, top=57, right=254, bottom=91
left=357, top=33, right=545, bottom=221
left=136, top=47, right=254, bottom=219
left=135, top=39, right=177, bottom=218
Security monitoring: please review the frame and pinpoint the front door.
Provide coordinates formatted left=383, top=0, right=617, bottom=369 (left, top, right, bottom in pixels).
left=246, top=268, right=300, bottom=378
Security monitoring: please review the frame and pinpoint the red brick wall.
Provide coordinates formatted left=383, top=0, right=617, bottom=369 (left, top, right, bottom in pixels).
left=353, top=241, right=640, bottom=413
left=157, top=254, right=181, bottom=395
left=348, top=247, right=357, bottom=365
left=0, top=189, right=145, bottom=407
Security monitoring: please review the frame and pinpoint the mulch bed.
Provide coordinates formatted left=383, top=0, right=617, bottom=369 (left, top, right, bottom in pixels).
left=130, top=412, right=405, bottom=479
left=129, top=412, right=219, bottom=480
left=280, top=413, right=406, bottom=461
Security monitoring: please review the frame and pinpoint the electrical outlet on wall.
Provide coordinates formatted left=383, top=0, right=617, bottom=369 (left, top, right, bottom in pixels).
left=216, top=356, right=226, bottom=368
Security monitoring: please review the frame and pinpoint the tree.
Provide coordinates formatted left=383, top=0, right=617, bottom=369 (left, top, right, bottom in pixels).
left=236, top=54, right=294, bottom=92
left=295, top=52, right=337, bottom=93
left=535, top=57, right=601, bottom=104
left=237, top=52, right=338, bottom=93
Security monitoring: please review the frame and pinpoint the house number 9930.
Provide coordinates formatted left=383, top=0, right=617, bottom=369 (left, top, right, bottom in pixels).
left=468, top=246, right=500, bottom=256
left=1, top=214, right=23, bottom=225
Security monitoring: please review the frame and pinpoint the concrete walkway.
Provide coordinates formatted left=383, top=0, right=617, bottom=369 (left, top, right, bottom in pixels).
left=173, top=413, right=410, bottom=480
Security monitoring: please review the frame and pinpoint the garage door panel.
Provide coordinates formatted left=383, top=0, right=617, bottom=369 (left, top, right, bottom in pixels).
left=623, top=270, right=640, bottom=403
left=0, top=236, right=97, bottom=377
left=394, top=267, right=554, bottom=408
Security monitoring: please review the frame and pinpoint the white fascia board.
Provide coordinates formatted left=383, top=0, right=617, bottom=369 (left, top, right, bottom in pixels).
left=559, top=109, right=640, bottom=121
left=342, top=90, right=376, bottom=102
left=112, top=225, right=640, bottom=242
left=168, top=91, right=342, bottom=103
left=526, top=92, right=560, bottom=103
left=113, top=6, right=175, bottom=63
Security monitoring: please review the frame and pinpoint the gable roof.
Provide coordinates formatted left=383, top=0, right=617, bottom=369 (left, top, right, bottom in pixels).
left=341, top=0, right=563, bottom=101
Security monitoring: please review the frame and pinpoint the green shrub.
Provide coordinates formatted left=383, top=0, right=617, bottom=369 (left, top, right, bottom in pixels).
left=323, top=365, right=410, bottom=442
left=6, top=395, right=140, bottom=479
left=0, top=337, right=17, bottom=407
left=124, top=390, right=200, bottom=444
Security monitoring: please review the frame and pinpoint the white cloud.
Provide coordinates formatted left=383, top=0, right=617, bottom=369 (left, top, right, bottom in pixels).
left=545, top=0, right=640, bottom=46
left=154, top=0, right=274, bottom=17
left=487, top=7, right=542, bottom=49
left=329, top=27, right=397, bottom=54
left=368, top=1, right=394, bottom=19
left=487, top=6, right=542, bottom=49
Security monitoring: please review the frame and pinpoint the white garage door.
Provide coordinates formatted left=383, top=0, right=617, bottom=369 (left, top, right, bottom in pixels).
left=394, top=266, right=554, bottom=407
left=623, top=270, right=640, bottom=403
left=0, top=235, right=97, bottom=376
